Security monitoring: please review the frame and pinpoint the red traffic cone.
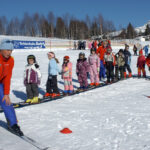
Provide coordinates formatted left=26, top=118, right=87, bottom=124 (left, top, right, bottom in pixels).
left=60, top=128, right=72, bottom=134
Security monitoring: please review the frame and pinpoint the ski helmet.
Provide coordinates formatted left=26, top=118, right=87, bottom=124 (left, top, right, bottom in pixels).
left=79, top=52, right=85, bottom=57
left=27, top=55, right=36, bottom=63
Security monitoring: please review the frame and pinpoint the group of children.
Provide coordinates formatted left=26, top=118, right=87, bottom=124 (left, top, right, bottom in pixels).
left=23, top=40, right=150, bottom=103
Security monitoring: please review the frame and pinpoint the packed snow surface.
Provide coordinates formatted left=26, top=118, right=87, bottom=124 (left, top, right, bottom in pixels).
left=0, top=46, right=150, bottom=150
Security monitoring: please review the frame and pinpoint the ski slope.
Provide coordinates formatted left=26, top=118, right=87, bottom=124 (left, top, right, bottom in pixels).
left=1, top=46, right=150, bottom=150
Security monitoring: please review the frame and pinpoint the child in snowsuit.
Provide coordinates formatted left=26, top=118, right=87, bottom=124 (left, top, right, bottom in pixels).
left=137, top=50, right=146, bottom=77
left=143, top=45, right=149, bottom=57
left=104, top=47, right=116, bottom=83
left=44, top=52, right=60, bottom=98
left=88, top=48, right=100, bottom=86
left=146, top=53, right=150, bottom=71
left=24, top=55, right=41, bottom=103
left=96, top=40, right=107, bottom=80
left=116, top=49, right=125, bottom=79
left=124, top=44, right=132, bottom=78
left=76, top=52, right=89, bottom=89
left=62, top=56, right=74, bottom=95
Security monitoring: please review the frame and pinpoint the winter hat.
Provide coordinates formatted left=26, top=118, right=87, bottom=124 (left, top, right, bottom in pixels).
left=0, top=39, right=14, bottom=50
left=47, top=52, right=55, bottom=58
left=139, top=49, right=143, bottom=55
left=119, top=49, right=124, bottom=54
left=64, top=56, right=69, bottom=61
left=27, top=55, right=36, bottom=63
left=107, top=46, right=112, bottom=53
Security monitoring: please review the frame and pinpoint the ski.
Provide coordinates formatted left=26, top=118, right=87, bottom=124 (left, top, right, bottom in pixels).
left=1, top=75, right=150, bottom=113
left=144, top=95, right=150, bottom=98
left=0, top=121, right=49, bottom=150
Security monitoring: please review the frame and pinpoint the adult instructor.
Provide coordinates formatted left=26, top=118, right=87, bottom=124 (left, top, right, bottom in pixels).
left=0, top=39, right=23, bottom=136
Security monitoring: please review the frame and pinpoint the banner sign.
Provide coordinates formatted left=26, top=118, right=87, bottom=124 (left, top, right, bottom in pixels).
left=13, top=40, right=45, bottom=49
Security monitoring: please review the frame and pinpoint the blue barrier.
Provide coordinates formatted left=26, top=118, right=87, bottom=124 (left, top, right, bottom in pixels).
left=13, top=40, right=45, bottom=49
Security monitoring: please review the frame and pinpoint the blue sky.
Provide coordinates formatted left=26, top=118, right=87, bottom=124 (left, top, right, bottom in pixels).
left=0, top=0, right=150, bottom=29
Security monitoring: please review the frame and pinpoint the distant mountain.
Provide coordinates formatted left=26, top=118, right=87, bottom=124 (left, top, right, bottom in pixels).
left=135, top=20, right=150, bottom=33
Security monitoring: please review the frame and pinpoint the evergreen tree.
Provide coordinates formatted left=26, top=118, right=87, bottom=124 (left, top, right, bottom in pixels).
left=145, top=24, right=150, bottom=36
left=126, top=23, right=136, bottom=39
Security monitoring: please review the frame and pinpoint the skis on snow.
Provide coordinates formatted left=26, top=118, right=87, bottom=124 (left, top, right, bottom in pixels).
left=0, top=121, right=49, bottom=150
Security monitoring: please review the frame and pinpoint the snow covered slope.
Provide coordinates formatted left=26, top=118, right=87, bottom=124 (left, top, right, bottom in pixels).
left=0, top=46, right=150, bottom=150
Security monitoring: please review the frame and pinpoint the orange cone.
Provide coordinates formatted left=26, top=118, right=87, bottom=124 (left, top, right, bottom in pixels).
left=60, top=128, right=72, bottom=134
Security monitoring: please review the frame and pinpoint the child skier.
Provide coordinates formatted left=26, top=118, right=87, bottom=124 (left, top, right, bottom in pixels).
left=88, top=48, right=100, bottom=86
left=44, top=52, right=60, bottom=98
left=137, top=50, right=146, bottom=77
left=24, top=55, right=41, bottom=103
left=104, top=47, right=116, bottom=83
left=76, top=52, right=89, bottom=90
left=62, top=56, right=74, bottom=95
left=146, top=53, right=150, bottom=71
left=124, top=44, right=132, bottom=78
left=116, top=49, right=125, bottom=80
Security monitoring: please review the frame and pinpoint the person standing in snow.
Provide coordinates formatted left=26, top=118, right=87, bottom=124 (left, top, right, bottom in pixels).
left=133, top=45, right=138, bottom=56
left=116, top=49, right=125, bottom=80
left=88, top=48, right=100, bottom=86
left=96, top=40, right=107, bottom=81
left=104, top=46, right=116, bottom=83
left=137, top=49, right=146, bottom=77
left=44, top=52, right=61, bottom=98
left=123, top=44, right=132, bottom=78
left=76, top=52, right=89, bottom=90
left=24, top=55, right=41, bottom=103
left=0, top=39, right=23, bottom=136
left=143, top=45, right=149, bottom=57
left=61, top=56, right=74, bottom=95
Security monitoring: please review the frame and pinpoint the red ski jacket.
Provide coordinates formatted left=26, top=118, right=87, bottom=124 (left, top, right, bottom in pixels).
left=0, top=53, right=14, bottom=95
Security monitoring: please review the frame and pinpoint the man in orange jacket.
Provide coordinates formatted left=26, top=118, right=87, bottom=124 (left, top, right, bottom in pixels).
left=0, top=39, right=23, bottom=136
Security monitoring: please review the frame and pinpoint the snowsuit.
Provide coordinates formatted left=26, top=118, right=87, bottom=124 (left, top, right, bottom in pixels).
left=104, top=52, right=116, bottom=82
left=133, top=45, right=137, bottom=56
left=46, top=58, right=60, bottom=94
left=137, top=55, right=146, bottom=77
left=76, top=58, right=89, bottom=88
left=143, top=45, right=149, bottom=57
left=62, top=62, right=73, bottom=93
left=0, top=54, right=17, bottom=126
left=24, top=63, right=41, bottom=99
left=146, top=57, right=150, bottom=71
left=117, top=54, right=125, bottom=79
left=96, top=46, right=107, bottom=80
left=88, top=54, right=100, bottom=84
left=124, top=49, right=132, bottom=74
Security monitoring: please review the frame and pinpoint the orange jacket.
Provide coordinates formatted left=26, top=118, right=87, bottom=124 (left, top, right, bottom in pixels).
left=146, top=57, right=150, bottom=67
left=0, top=53, right=14, bottom=95
left=96, top=46, right=107, bottom=61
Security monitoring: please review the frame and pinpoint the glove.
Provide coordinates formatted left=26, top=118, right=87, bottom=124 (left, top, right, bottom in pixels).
left=48, top=75, right=52, bottom=79
left=59, top=72, right=62, bottom=75
left=35, top=64, right=39, bottom=68
left=87, top=72, right=90, bottom=79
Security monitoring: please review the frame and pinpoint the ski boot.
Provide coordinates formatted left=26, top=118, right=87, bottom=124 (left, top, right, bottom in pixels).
left=30, top=97, right=39, bottom=104
left=8, top=124, right=24, bottom=136
left=25, top=99, right=32, bottom=103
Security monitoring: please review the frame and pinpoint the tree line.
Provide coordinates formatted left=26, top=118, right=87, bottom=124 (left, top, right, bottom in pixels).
left=118, top=23, right=150, bottom=39
left=0, top=12, right=116, bottom=40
